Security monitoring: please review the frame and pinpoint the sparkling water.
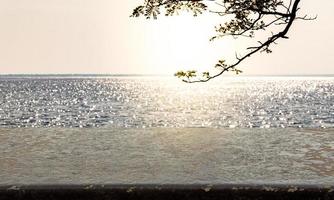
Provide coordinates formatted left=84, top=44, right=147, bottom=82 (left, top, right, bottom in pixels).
left=0, top=75, right=333, bottom=128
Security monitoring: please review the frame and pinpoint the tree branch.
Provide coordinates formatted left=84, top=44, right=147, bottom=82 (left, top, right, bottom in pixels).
left=132, top=0, right=314, bottom=83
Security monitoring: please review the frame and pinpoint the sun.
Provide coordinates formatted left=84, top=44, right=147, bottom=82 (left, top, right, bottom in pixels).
left=140, top=13, right=238, bottom=75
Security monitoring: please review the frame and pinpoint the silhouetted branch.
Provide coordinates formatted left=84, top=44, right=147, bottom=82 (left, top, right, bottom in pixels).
left=132, top=0, right=315, bottom=83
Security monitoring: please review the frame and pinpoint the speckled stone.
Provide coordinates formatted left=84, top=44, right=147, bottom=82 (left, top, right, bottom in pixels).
left=1, top=128, right=333, bottom=185
left=0, top=128, right=333, bottom=199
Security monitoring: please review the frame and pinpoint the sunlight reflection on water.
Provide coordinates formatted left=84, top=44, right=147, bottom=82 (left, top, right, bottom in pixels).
left=0, top=76, right=333, bottom=128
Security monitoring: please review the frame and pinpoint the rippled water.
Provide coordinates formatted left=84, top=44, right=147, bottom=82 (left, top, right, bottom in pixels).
left=0, top=75, right=333, bottom=128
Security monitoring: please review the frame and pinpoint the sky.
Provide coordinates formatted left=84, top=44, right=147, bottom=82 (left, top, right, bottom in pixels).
left=0, top=0, right=333, bottom=75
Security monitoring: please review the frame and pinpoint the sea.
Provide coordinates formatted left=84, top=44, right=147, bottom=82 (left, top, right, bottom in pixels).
left=0, top=75, right=333, bottom=129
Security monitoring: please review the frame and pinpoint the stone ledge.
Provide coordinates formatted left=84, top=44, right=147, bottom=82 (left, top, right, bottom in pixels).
left=1, top=184, right=333, bottom=200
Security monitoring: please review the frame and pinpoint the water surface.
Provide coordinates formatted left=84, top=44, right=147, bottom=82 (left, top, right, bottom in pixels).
left=0, top=76, right=333, bottom=128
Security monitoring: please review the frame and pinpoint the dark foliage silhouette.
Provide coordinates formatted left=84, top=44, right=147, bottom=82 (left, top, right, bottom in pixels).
left=132, top=0, right=315, bottom=82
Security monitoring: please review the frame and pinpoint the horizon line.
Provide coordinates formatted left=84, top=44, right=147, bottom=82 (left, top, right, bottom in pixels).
left=1, top=73, right=334, bottom=77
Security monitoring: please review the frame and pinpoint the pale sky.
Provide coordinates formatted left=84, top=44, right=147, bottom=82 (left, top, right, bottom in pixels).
left=0, top=0, right=333, bottom=75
